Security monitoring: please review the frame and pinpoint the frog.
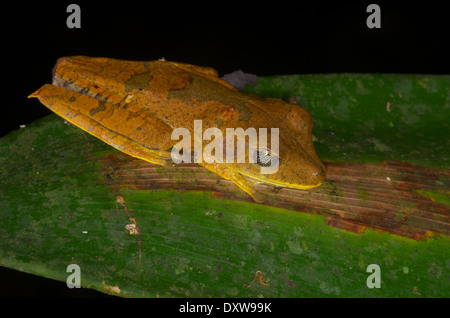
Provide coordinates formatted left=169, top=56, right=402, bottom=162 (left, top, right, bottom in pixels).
left=29, top=56, right=326, bottom=203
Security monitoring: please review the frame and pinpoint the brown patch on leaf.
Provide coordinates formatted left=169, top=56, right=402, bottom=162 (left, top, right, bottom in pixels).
left=282, top=275, right=296, bottom=288
left=324, top=217, right=367, bottom=234
left=95, top=153, right=450, bottom=240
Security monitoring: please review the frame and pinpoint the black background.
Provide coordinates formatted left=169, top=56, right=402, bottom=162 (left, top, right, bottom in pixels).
left=1, top=0, right=448, bottom=298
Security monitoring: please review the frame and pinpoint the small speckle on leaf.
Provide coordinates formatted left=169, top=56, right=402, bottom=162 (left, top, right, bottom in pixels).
left=102, top=279, right=121, bottom=294
left=116, top=195, right=125, bottom=204
left=386, top=101, right=393, bottom=112
left=125, top=223, right=138, bottom=235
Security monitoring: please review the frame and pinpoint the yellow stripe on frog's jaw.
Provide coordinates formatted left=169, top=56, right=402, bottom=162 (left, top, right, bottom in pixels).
left=239, top=171, right=324, bottom=190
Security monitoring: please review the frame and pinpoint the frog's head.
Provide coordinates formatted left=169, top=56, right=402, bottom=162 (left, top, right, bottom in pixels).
left=224, top=125, right=326, bottom=190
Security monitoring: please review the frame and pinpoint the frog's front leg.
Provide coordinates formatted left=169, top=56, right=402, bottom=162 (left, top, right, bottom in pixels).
left=200, top=162, right=265, bottom=203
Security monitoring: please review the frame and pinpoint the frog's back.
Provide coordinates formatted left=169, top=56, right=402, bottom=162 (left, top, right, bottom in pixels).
left=132, top=60, right=272, bottom=133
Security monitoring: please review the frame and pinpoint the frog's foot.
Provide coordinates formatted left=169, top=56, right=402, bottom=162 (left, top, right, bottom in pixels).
left=200, top=162, right=265, bottom=203
left=248, top=190, right=265, bottom=204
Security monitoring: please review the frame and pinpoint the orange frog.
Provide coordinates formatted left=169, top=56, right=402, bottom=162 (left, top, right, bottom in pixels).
left=29, top=56, right=325, bottom=202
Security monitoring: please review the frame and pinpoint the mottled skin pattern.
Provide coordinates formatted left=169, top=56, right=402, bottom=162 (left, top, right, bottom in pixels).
left=29, top=56, right=326, bottom=202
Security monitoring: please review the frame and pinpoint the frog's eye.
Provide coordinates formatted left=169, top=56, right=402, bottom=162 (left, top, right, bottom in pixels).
left=254, top=148, right=280, bottom=167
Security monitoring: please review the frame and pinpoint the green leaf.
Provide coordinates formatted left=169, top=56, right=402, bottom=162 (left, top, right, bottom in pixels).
left=243, top=74, right=450, bottom=168
left=1, top=74, right=449, bottom=297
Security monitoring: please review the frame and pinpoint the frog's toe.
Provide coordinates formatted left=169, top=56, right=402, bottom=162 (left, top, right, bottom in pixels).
left=250, top=191, right=266, bottom=204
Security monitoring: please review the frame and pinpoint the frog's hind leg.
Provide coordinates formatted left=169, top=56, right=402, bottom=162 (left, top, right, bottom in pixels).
left=29, top=84, right=175, bottom=166
left=200, top=162, right=265, bottom=203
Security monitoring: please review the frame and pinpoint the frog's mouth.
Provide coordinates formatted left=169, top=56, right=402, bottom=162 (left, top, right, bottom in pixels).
left=241, top=171, right=325, bottom=190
